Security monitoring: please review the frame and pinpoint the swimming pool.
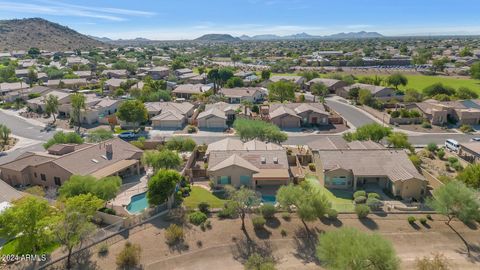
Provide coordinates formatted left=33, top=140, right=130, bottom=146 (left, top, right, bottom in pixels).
left=261, top=195, right=276, bottom=204
left=126, top=192, right=148, bottom=214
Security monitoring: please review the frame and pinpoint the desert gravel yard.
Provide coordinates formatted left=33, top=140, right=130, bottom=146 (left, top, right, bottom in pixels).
left=84, top=213, right=480, bottom=270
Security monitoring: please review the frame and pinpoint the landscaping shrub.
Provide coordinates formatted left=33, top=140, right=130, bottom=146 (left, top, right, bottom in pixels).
left=99, top=207, right=116, bottom=215
left=367, top=192, right=381, bottom=199
left=437, top=149, right=445, bottom=160
left=281, top=229, right=287, bottom=237
left=390, top=110, right=400, bottom=118
left=354, top=196, right=367, bottom=204
left=426, top=214, right=432, bottom=220
left=260, top=204, right=276, bottom=219
left=451, top=162, right=463, bottom=171
left=204, top=220, right=212, bottom=229
left=447, top=156, right=458, bottom=164
left=252, top=216, right=266, bottom=229
left=281, top=212, right=291, bottom=221
left=353, top=190, right=366, bottom=199
left=326, top=208, right=338, bottom=220
left=366, top=197, right=382, bottom=210
left=355, top=204, right=370, bottom=218
left=165, top=224, right=184, bottom=245
left=421, top=122, right=432, bottom=129
left=98, top=243, right=109, bottom=256
left=189, top=211, right=208, bottom=226
left=426, top=143, right=438, bottom=153
left=218, top=201, right=237, bottom=218
left=408, top=216, right=416, bottom=224
left=419, top=217, right=427, bottom=225
left=198, top=202, right=210, bottom=214
left=187, top=125, right=197, bottom=134
left=460, top=124, right=474, bottom=133
left=245, top=253, right=276, bottom=270
left=308, top=163, right=316, bottom=171
left=116, top=242, right=141, bottom=269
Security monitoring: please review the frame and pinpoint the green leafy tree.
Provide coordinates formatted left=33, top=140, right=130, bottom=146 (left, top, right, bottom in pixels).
left=386, top=132, right=412, bottom=150
left=71, top=93, right=86, bottom=133
left=455, top=87, right=478, bottom=99
left=165, top=137, right=197, bottom=151
left=0, top=124, right=11, bottom=145
left=86, top=128, right=114, bottom=143
left=58, top=175, right=121, bottom=202
left=233, top=118, right=287, bottom=143
left=456, top=163, right=480, bottom=189
left=386, top=73, right=408, bottom=89
left=358, top=89, right=374, bottom=105
left=43, top=131, right=84, bottom=149
left=44, top=94, right=59, bottom=124
left=427, top=181, right=480, bottom=256
left=343, top=123, right=392, bottom=142
left=316, top=227, right=399, bottom=270
left=0, top=196, right=56, bottom=255
left=27, top=68, right=37, bottom=87
left=207, top=68, right=221, bottom=92
left=423, top=83, right=455, bottom=97
left=116, top=100, right=148, bottom=129
left=277, top=183, right=330, bottom=234
left=56, top=194, right=103, bottom=269
left=470, top=61, right=480, bottom=80
left=268, top=80, right=296, bottom=102
left=225, top=77, right=244, bottom=88
left=348, top=87, right=360, bottom=102
left=261, top=70, right=271, bottom=81
left=142, top=149, right=182, bottom=171
left=147, top=169, right=182, bottom=205
left=230, top=54, right=242, bottom=67
left=404, top=88, right=423, bottom=102
left=245, top=253, right=276, bottom=270
left=432, top=58, right=448, bottom=73
left=224, top=185, right=261, bottom=230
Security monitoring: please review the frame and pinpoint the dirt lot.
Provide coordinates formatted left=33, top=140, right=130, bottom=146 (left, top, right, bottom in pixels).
left=40, top=212, right=480, bottom=270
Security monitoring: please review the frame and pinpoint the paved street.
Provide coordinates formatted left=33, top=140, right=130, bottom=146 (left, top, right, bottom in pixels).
left=325, top=97, right=378, bottom=128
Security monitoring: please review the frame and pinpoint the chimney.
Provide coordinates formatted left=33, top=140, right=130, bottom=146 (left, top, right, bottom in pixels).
left=106, top=143, right=113, bottom=156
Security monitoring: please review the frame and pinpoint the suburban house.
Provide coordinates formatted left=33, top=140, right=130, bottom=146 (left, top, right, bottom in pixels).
left=46, top=78, right=88, bottom=89
left=205, top=138, right=290, bottom=189
left=144, top=101, right=195, bottom=129
left=408, top=99, right=480, bottom=125
left=306, top=78, right=348, bottom=93
left=174, top=68, right=193, bottom=77
left=0, top=179, right=24, bottom=214
left=148, top=66, right=170, bottom=80
left=172, top=84, right=211, bottom=99
left=459, top=142, right=480, bottom=163
left=4, top=85, right=51, bottom=102
left=185, top=74, right=207, bottom=84
left=73, top=71, right=93, bottom=79
left=219, top=87, right=266, bottom=104
left=27, top=90, right=71, bottom=112
left=340, top=83, right=397, bottom=100
left=0, top=82, right=28, bottom=96
left=105, top=78, right=128, bottom=92
left=66, top=56, right=89, bottom=67
left=310, top=137, right=427, bottom=200
left=0, top=138, right=144, bottom=188
left=261, top=103, right=330, bottom=129
left=196, top=102, right=242, bottom=129
left=101, top=69, right=128, bottom=79
left=269, top=75, right=305, bottom=87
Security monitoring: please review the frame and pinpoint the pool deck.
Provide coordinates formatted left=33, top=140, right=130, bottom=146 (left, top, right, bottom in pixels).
left=109, top=170, right=151, bottom=209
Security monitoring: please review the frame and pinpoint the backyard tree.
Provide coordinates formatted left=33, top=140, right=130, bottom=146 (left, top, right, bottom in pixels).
left=386, top=73, right=408, bottom=89
left=43, top=131, right=84, bottom=149
left=277, top=183, right=330, bottom=234
left=27, top=68, right=37, bottom=86
left=59, top=175, right=121, bottom=202
left=86, top=128, right=114, bottom=143
left=427, top=181, right=480, bottom=256
left=142, top=149, right=182, bottom=171
left=147, top=169, right=182, bottom=205
left=165, top=137, right=197, bottom=152
left=455, top=87, right=478, bottom=99
left=456, top=163, right=480, bottom=189
left=218, top=68, right=234, bottom=86
left=44, top=94, right=59, bottom=124
left=0, top=196, right=56, bottom=255
left=268, top=80, right=296, bottom=102
left=310, top=82, right=328, bottom=103
left=348, top=87, right=360, bottom=103
left=261, top=70, right=271, bottom=81
left=403, top=88, right=423, bottom=102
left=471, top=61, right=480, bottom=80
left=233, top=118, right=288, bottom=143
left=56, top=194, right=103, bottom=269
left=71, top=93, right=86, bottom=133
left=116, top=100, right=148, bottom=129
left=225, top=77, right=244, bottom=88
left=207, top=68, right=221, bottom=92
left=386, top=132, right=412, bottom=151
left=316, top=227, right=399, bottom=270
left=230, top=54, right=241, bottom=67
left=224, top=185, right=260, bottom=231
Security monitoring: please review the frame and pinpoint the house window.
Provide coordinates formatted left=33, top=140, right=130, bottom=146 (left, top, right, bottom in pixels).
left=331, top=177, right=347, bottom=186
left=54, top=177, right=61, bottom=186
left=240, top=175, right=251, bottom=186
left=40, top=174, right=46, bottom=181
left=218, top=176, right=231, bottom=185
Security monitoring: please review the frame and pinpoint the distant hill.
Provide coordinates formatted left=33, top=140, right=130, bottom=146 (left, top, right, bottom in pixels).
left=240, top=31, right=384, bottom=40
left=194, top=34, right=241, bottom=42
left=0, top=18, right=106, bottom=51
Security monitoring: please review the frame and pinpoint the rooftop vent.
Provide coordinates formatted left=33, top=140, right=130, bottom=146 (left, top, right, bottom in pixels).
left=261, top=156, right=266, bottom=164
left=91, top=159, right=99, bottom=163
left=273, top=157, right=278, bottom=164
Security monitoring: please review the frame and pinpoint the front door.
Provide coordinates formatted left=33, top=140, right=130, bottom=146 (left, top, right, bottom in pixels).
left=311, top=117, right=318, bottom=124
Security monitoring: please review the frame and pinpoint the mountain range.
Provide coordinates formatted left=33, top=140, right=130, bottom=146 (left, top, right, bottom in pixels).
left=238, top=31, right=384, bottom=40
left=0, top=18, right=106, bottom=51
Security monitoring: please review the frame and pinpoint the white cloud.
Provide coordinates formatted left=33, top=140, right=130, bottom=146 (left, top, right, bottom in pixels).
left=0, top=0, right=155, bottom=21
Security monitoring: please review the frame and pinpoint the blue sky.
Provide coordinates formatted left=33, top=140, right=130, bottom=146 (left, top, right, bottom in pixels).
left=0, top=0, right=479, bottom=39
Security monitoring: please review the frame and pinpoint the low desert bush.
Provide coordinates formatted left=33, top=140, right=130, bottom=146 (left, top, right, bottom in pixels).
left=355, top=204, right=370, bottom=218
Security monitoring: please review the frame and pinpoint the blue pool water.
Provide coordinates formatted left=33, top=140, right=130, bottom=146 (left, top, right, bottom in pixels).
left=262, top=195, right=276, bottom=204
left=126, top=192, right=148, bottom=214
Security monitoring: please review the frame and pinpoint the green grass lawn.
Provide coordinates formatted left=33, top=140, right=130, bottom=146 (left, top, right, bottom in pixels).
left=356, top=74, right=480, bottom=93
left=305, top=176, right=355, bottom=212
left=0, top=238, right=60, bottom=256
left=183, top=186, right=228, bottom=210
